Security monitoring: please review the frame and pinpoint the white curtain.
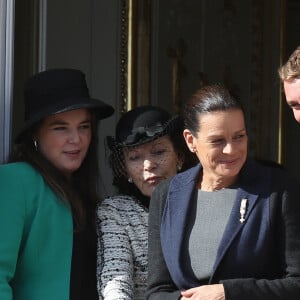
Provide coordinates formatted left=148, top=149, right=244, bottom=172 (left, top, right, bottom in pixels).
left=0, top=0, right=14, bottom=163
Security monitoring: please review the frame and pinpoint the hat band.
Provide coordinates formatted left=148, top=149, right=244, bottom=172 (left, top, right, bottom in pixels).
left=122, top=122, right=165, bottom=146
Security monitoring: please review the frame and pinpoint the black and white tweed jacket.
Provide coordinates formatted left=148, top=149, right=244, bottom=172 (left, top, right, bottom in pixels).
left=96, top=195, right=148, bottom=300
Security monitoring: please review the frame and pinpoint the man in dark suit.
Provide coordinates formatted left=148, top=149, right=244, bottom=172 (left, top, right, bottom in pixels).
left=279, top=46, right=300, bottom=123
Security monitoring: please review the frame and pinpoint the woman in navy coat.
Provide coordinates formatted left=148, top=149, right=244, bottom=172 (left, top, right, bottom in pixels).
left=146, top=84, right=300, bottom=300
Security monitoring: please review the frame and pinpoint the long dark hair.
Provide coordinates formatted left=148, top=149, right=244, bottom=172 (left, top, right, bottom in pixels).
left=9, top=111, right=100, bottom=228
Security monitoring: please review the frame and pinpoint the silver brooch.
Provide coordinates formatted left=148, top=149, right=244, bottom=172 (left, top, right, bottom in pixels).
left=239, top=198, right=248, bottom=223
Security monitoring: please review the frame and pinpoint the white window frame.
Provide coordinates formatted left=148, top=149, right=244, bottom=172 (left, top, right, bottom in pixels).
left=0, top=0, right=15, bottom=163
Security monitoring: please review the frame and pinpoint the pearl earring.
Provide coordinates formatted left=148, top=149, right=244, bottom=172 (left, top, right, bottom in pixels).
left=33, top=140, right=38, bottom=151
left=128, top=177, right=133, bottom=183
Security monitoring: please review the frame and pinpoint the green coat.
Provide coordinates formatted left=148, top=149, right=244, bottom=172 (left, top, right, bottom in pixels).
left=0, top=162, right=73, bottom=300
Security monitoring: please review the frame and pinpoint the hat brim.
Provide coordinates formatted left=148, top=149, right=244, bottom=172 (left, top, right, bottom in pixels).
left=15, top=97, right=114, bottom=143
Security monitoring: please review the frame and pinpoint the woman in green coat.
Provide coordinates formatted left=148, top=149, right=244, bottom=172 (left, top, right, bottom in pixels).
left=0, top=69, right=114, bottom=300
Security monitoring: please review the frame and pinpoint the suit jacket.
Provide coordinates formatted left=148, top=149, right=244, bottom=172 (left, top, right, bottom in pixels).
left=147, top=159, right=300, bottom=300
left=0, top=162, right=73, bottom=300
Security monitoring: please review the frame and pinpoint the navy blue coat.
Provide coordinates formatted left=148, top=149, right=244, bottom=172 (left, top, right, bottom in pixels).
left=147, top=160, right=300, bottom=300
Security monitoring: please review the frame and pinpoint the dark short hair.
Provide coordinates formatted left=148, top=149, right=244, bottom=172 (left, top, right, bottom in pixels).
left=278, top=46, right=300, bottom=81
left=183, top=84, right=244, bottom=136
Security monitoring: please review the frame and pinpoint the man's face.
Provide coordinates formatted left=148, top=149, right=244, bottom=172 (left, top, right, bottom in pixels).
left=284, top=78, right=300, bottom=123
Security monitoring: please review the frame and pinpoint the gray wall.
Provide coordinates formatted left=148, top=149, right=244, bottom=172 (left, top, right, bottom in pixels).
left=45, top=0, right=120, bottom=196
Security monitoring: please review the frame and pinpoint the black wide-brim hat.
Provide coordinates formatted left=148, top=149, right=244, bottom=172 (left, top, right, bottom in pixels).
left=16, top=68, right=114, bottom=141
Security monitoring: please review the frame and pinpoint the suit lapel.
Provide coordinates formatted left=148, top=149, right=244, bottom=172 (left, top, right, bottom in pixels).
left=210, top=159, right=269, bottom=281
left=210, top=189, right=259, bottom=280
left=161, top=164, right=201, bottom=288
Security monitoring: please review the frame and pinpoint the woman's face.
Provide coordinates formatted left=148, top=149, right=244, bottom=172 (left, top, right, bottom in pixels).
left=184, top=109, right=247, bottom=186
left=124, top=135, right=180, bottom=197
left=36, top=108, right=92, bottom=177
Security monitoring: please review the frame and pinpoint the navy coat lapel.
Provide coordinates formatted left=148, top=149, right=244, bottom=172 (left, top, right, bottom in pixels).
left=211, top=160, right=272, bottom=280
left=161, top=164, right=201, bottom=288
left=161, top=159, right=271, bottom=289
left=210, top=190, right=259, bottom=281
